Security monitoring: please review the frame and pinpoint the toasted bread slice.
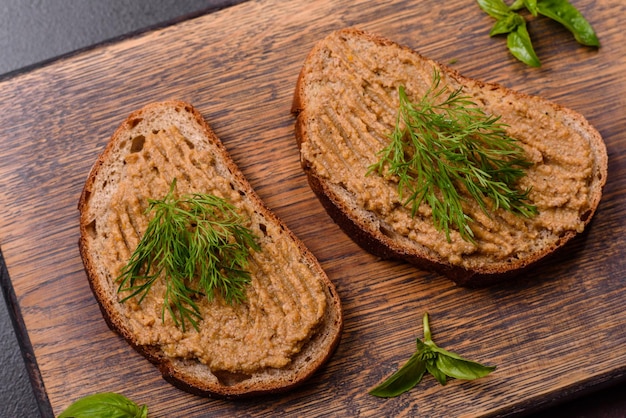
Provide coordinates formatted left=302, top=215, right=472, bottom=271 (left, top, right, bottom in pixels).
left=78, top=101, right=342, bottom=398
left=292, top=28, right=608, bottom=286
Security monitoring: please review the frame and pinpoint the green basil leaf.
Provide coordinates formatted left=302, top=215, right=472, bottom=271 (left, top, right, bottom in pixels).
left=509, top=0, right=525, bottom=11
left=419, top=314, right=496, bottom=382
left=428, top=342, right=466, bottom=361
left=58, top=392, right=148, bottom=418
left=425, top=358, right=448, bottom=386
left=489, top=17, right=517, bottom=36
left=425, top=335, right=481, bottom=361
left=488, top=10, right=525, bottom=37
left=371, top=313, right=497, bottom=398
left=537, top=0, right=600, bottom=47
left=436, top=353, right=497, bottom=381
left=476, top=0, right=510, bottom=19
left=416, top=336, right=430, bottom=352
left=369, top=352, right=427, bottom=398
left=523, top=0, right=539, bottom=16
left=507, top=22, right=541, bottom=67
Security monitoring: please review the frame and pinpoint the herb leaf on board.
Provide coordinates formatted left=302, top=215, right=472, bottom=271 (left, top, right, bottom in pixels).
left=369, top=313, right=496, bottom=398
left=58, top=392, right=148, bottom=418
left=477, top=0, right=599, bottom=67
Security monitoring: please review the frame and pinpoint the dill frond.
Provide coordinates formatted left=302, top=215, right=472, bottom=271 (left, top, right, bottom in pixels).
left=368, top=71, right=537, bottom=242
left=117, top=179, right=260, bottom=331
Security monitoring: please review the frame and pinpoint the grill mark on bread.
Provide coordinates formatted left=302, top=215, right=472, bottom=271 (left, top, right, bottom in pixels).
left=153, top=127, right=201, bottom=186
left=250, top=235, right=325, bottom=335
left=117, top=206, right=138, bottom=259
left=247, top=257, right=289, bottom=325
left=110, top=214, right=132, bottom=275
left=318, top=113, right=354, bottom=172
left=123, top=195, right=144, bottom=243
left=253, top=248, right=301, bottom=332
left=325, top=106, right=367, bottom=164
left=322, top=36, right=398, bottom=150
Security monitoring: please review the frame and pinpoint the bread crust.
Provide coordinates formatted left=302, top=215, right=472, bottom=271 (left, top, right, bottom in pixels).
left=292, top=28, right=608, bottom=287
left=78, top=101, right=342, bottom=398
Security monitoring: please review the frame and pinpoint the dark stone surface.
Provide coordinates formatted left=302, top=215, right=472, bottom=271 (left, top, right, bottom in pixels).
left=0, top=0, right=240, bottom=76
left=0, top=272, right=39, bottom=418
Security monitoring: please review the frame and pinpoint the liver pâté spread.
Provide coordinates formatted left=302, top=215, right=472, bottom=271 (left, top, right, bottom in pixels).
left=102, top=126, right=326, bottom=374
left=299, top=35, right=594, bottom=271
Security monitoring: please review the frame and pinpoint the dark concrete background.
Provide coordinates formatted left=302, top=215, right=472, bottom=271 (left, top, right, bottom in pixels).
left=0, top=0, right=240, bottom=76
left=0, top=1, right=624, bottom=417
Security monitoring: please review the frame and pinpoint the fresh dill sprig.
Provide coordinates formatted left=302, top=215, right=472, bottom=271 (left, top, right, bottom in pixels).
left=368, top=71, right=537, bottom=242
left=117, top=178, right=260, bottom=331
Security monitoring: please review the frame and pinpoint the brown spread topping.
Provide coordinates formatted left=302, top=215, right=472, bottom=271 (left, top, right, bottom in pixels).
left=300, top=35, right=593, bottom=269
left=100, top=126, right=326, bottom=373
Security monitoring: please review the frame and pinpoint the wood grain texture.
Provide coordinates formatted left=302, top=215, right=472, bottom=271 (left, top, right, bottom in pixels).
left=0, top=0, right=624, bottom=416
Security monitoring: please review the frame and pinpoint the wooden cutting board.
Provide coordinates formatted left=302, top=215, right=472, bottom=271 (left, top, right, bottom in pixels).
left=1, top=0, right=624, bottom=416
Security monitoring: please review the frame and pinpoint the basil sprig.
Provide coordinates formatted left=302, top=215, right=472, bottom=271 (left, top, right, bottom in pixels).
left=369, top=313, right=496, bottom=398
left=477, top=0, right=599, bottom=67
left=534, top=0, right=600, bottom=46
left=58, top=392, right=148, bottom=418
